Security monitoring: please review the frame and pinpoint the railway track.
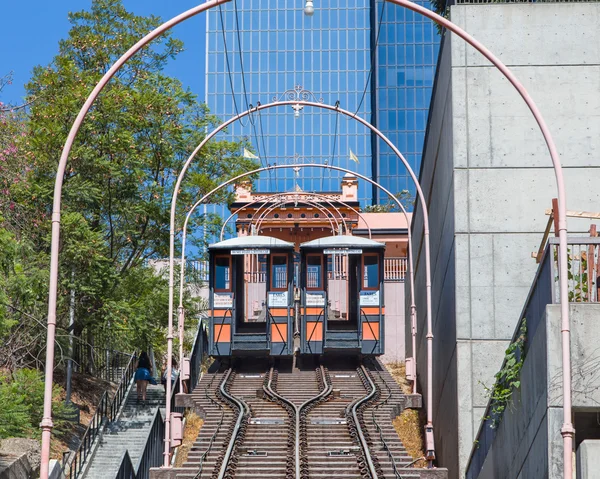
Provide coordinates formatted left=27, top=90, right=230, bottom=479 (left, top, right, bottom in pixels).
left=179, top=358, right=424, bottom=479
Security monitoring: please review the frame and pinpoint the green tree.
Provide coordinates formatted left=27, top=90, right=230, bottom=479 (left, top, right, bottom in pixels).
left=362, top=189, right=415, bottom=213
left=2, top=0, right=258, bottom=362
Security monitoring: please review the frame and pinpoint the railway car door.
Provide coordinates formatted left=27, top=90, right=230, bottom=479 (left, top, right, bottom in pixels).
left=210, top=254, right=233, bottom=356
left=326, top=250, right=359, bottom=331
left=235, top=251, right=267, bottom=332
left=359, top=251, right=384, bottom=354
left=302, top=252, right=326, bottom=354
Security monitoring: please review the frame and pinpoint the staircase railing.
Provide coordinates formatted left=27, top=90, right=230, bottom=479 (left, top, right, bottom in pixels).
left=136, top=409, right=165, bottom=479
left=189, top=321, right=208, bottom=392
left=109, top=352, right=138, bottom=422
left=67, top=390, right=109, bottom=479
left=115, top=451, right=135, bottom=479
left=72, top=340, right=133, bottom=383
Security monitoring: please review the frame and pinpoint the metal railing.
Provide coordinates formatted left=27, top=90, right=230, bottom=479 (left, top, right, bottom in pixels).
left=72, top=342, right=134, bottom=383
left=136, top=409, right=165, bottom=479
left=189, top=322, right=208, bottom=392
left=383, top=257, right=407, bottom=282
left=115, top=451, right=135, bottom=479
left=549, top=237, right=600, bottom=304
left=67, top=391, right=109, bottom=479
left=109, top=353, right=137, bottom=422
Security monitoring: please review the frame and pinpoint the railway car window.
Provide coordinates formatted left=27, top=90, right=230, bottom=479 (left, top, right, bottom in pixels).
left=307, top=255, right=323, bottom=290
left=363, top=254, right=379, bottom=290
left=271, top=255, right=288, bottom=291
left=215, top=256, right=231, bottom=291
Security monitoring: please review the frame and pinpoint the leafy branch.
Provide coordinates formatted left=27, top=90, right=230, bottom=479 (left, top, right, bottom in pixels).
left=483, top=319, right=527, bottom=428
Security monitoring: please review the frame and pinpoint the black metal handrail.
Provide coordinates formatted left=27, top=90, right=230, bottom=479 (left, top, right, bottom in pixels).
left=109, top=352, right=138, bottom=422
left=67, top=390, right=109, bottom=479
left=72, top=341, right=134, bottom=383
left=306, top=308, right=325, bottom=354
left=189, top=322, right=208, bottom=392
left=361, top=308, right=379, bottom=354
left=136, top=409, right=165, bottom=479
left=268, top=310, right=288, bottom=352
left=115, top=451, right=135, bottom=479
left=214, top=308, right=231, bottom=356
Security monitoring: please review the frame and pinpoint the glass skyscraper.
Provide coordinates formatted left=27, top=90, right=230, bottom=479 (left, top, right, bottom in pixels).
left=205, top=0, right=439, bottom=208
left=374, top=0, right=439, bottom=203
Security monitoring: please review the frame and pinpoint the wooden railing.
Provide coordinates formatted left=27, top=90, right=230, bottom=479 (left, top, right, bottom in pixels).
left=383, top=257, right=407, bottom=282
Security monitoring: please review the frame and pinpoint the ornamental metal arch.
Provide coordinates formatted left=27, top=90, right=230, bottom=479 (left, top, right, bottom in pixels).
left=41, top=1, right=572, bottom=477
left=166, top=99, right=436, bottom=467
left=174, top=162, right=419, bottom=411
left=218, top=191, right=371, bottom=241
left=254, top=197, right=345, bottom=233
left=249, top=193, right=343, bottom=234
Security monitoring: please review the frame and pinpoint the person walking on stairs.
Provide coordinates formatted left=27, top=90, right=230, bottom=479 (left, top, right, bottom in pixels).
left=134, top=351, right=153, bottom=405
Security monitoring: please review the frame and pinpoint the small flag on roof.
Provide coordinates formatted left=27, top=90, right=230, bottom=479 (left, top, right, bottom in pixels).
left=243, top=148, right=259, bottom=160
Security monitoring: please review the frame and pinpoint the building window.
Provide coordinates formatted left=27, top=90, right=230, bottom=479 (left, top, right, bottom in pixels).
left=362, top=254, right=379, bottom=290
left=214, top=256, right=231, bottom=291
left=271, top=254, right=288, bottom=291
left=306, top=255, right=323, bottom=290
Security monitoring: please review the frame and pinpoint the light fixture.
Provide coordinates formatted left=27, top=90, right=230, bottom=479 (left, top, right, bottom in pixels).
left=304, top=0, right=315, bottom=16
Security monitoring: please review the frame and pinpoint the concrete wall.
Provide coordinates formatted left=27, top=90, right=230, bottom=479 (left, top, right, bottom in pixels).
left=471, top=304, right=600, bottom=479
left=411, top=4, right=600, bottom=477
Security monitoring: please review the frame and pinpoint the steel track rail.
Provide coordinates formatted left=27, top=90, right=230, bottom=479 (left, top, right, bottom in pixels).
left=369, top=366, right=403, bottom=479
left=263, top=365, right=332, bottom=479
left=350, top=364, right=379, bottom=479
left=193, top=372, right=224, bottom=479
left=216, top=368, right=250, bottom=479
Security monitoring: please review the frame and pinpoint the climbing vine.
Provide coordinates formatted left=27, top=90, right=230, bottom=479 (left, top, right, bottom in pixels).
left=485, top=320, right=527, bottom=428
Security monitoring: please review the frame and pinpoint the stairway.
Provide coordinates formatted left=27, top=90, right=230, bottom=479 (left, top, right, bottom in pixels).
left=83, top=382, right=165, bottom=478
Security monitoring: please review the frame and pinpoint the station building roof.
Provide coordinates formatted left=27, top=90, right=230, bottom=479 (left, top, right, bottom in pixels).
left=300, top=234, right=385, bottom=250
left=208, top=235, right=294, bottom=250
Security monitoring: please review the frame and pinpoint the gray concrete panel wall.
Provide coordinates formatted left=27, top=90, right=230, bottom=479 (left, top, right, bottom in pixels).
left=411, top=4, right=600, bottom=476
left=469, top=304, right=600, bottom=479
left=409, top=30, right=459, bottom=475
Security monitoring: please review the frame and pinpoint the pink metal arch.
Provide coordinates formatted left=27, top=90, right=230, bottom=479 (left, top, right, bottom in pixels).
left=254, top=197, right=344, bottom=233
left=41, top=1, right=572, bottom=476
left=218, top=192, right=371, bottom=241
left=176, top=164, right=417, bottom=395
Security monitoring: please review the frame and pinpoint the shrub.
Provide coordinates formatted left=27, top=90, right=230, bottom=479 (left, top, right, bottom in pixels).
left=0, top=368, right=69, bottom=439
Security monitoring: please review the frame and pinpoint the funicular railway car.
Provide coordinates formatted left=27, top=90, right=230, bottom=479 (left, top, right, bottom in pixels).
left=207, top=235, right=295, bottom=357
left=299, top=235, right=385, bottom=356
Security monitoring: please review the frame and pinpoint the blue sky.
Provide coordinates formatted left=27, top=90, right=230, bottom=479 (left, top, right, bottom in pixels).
left=0, top=1, right=207, bottom=105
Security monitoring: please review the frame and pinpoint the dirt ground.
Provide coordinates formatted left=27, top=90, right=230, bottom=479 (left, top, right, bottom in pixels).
left=51, top=369, right=118, bottom=459
left=385, top=361, right=427, bottom=467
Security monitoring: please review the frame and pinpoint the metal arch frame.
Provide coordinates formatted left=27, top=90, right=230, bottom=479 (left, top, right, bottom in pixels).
left=249, top=194, right=340, bottom=234
left=254, top=195, right=340, bottom=233
left=254, top=197, right=344, bottom=234
left=219, top=191, right=372, bottom=241
left=40, top=1, right=573, bottom=476
left=247, top=192, right=341, bottom=235
left=169, top=99, right=436, bottom=464
left=174, top=160, right=418, bottom=449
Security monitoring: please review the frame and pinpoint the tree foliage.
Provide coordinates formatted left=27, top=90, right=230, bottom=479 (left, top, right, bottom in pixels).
left=1, top=0, right=258, bottom=366
left=362, top=189, right=415, bottom=213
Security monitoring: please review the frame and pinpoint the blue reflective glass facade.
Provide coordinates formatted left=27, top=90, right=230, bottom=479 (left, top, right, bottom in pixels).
left=374, top=0, right=440, bottom=203
left=205, top=0, right=439, bottom=208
